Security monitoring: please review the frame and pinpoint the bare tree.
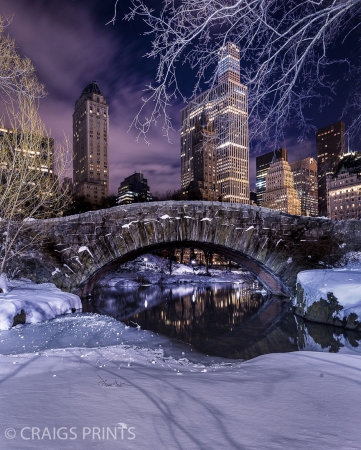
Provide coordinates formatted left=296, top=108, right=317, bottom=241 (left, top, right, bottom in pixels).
left=0, top=16, right=45, bottom=102
left=0, top=17, right=71, bottom=291
left=109, top=0, right=361, bottom=147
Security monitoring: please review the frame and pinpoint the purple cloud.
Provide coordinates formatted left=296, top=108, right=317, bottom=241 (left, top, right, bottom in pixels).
left=1, top=0, right=181, bottom=195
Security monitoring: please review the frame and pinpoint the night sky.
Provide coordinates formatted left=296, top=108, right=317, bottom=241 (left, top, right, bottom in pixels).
left=0, top=0, right=354, bottom=194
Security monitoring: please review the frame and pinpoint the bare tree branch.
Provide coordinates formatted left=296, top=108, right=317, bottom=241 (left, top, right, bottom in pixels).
left=0, top=16, right=45, bottom=102
left=110, top=0, right=361, bottom=147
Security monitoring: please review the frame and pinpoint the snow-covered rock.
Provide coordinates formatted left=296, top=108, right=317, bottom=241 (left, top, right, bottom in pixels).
left=0, top=279, right=81, bottom=331
left=294, top=268, right=361, bottom=329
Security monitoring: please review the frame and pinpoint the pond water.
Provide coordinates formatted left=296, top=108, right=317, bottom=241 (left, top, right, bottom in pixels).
left=84, top=281, right=361, bottom=361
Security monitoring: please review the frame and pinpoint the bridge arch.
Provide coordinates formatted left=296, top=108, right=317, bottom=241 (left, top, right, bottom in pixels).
left=75, top=240, right=289, bottom=297
left=41, top=201, right=356, bottom=296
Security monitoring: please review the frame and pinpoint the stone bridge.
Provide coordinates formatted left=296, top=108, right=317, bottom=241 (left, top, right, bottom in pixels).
left=28, top=201, right=361, bottom=297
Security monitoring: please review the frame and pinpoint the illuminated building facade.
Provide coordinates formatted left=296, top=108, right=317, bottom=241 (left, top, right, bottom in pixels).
left=117, top=172, right=152, bottom=205
left=289, top=157, right=318, bottom=216
left=180, top=43, right=249, bottom=203
left=316, top=121, right=345, bottom=216
left=256, top=148, right=288, bottom=206
left=185, top=113, right=218, bottom=200
left=327, top=152, right=361, bottom=220
left=0, top=127, right=54, bottom=174
left=262, top=157, right=301, bottom=215
left=73, top=81, right=109, bottom=206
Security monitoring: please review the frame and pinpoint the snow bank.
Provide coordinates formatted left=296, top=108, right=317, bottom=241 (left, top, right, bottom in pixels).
left=295, top=268, right=361, bottom=329
left=0, top=279, right=81, bottom=331
left=1, top=348, right=361, bottom=449
left=0, top=312, right=227, bottom=365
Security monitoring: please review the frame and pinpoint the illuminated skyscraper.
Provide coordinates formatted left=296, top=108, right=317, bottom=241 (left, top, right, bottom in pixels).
left=256, top=148, right=288, bottom=206
left=316, top=121, right=345, bottom=216
left=262, top=157, right=301, bottom=215
left=73, top=81, right=109, bottom=206
left=180, top=43, right=249, bottom=203
left=289, top=157, right=318, bottom=216
left=184, top=112, right=218, bottom=200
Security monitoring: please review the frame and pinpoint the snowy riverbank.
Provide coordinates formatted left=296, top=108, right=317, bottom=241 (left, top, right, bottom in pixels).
left=295, top=266, right=361, bottom=330
left=0, top=279, right=81, bottom=331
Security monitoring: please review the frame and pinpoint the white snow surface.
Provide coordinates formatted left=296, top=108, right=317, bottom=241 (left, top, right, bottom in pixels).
left=0, top=313, right=228, bottom=364
left=78, top=245, right=94, bottom=258
left=0, top=345, right=360, bottom=449
left=297, top=267, right=361, bottom=321
left=121, top=220, right=139, bottom=229
left=0, top=279, right=81, bottom=331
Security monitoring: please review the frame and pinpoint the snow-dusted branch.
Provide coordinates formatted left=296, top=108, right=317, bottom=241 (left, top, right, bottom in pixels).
left=105, top=0, right=120, bottom=26
left=112, top=0, right=361, bottom=146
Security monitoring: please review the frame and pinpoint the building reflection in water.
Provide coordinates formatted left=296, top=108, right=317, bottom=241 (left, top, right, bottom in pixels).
left=128, top=284, right=266, bottom=346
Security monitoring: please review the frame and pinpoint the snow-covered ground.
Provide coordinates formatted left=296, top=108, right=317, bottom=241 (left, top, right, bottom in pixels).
left=1, top=255, right=361, bottom=448
left=0, top=283, right=360, bottom=448
left=1, top=342, right=361, bottom=449
left=0, top=313, right=227, bottom=364
left=0, top=279, right=81, bottom=331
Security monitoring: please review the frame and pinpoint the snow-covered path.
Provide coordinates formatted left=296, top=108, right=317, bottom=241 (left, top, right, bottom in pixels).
left=1, top=347, right=360, bottom=449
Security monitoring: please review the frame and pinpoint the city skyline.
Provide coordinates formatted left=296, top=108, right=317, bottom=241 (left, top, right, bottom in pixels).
left=0, top=0, right=353, bottom=196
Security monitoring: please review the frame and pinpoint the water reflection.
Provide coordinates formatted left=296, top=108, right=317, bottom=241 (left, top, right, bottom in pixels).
left=131, top=285, right=266, bottom=341
left=85, top=282, right=361, bottom=361
left=295, top=316, right=361, bottom=354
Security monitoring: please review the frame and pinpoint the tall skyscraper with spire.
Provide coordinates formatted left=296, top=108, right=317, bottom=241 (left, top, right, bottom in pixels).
left=181, top=42, right=249, bottom=203
left=73, top=81, right=109, bottom=206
